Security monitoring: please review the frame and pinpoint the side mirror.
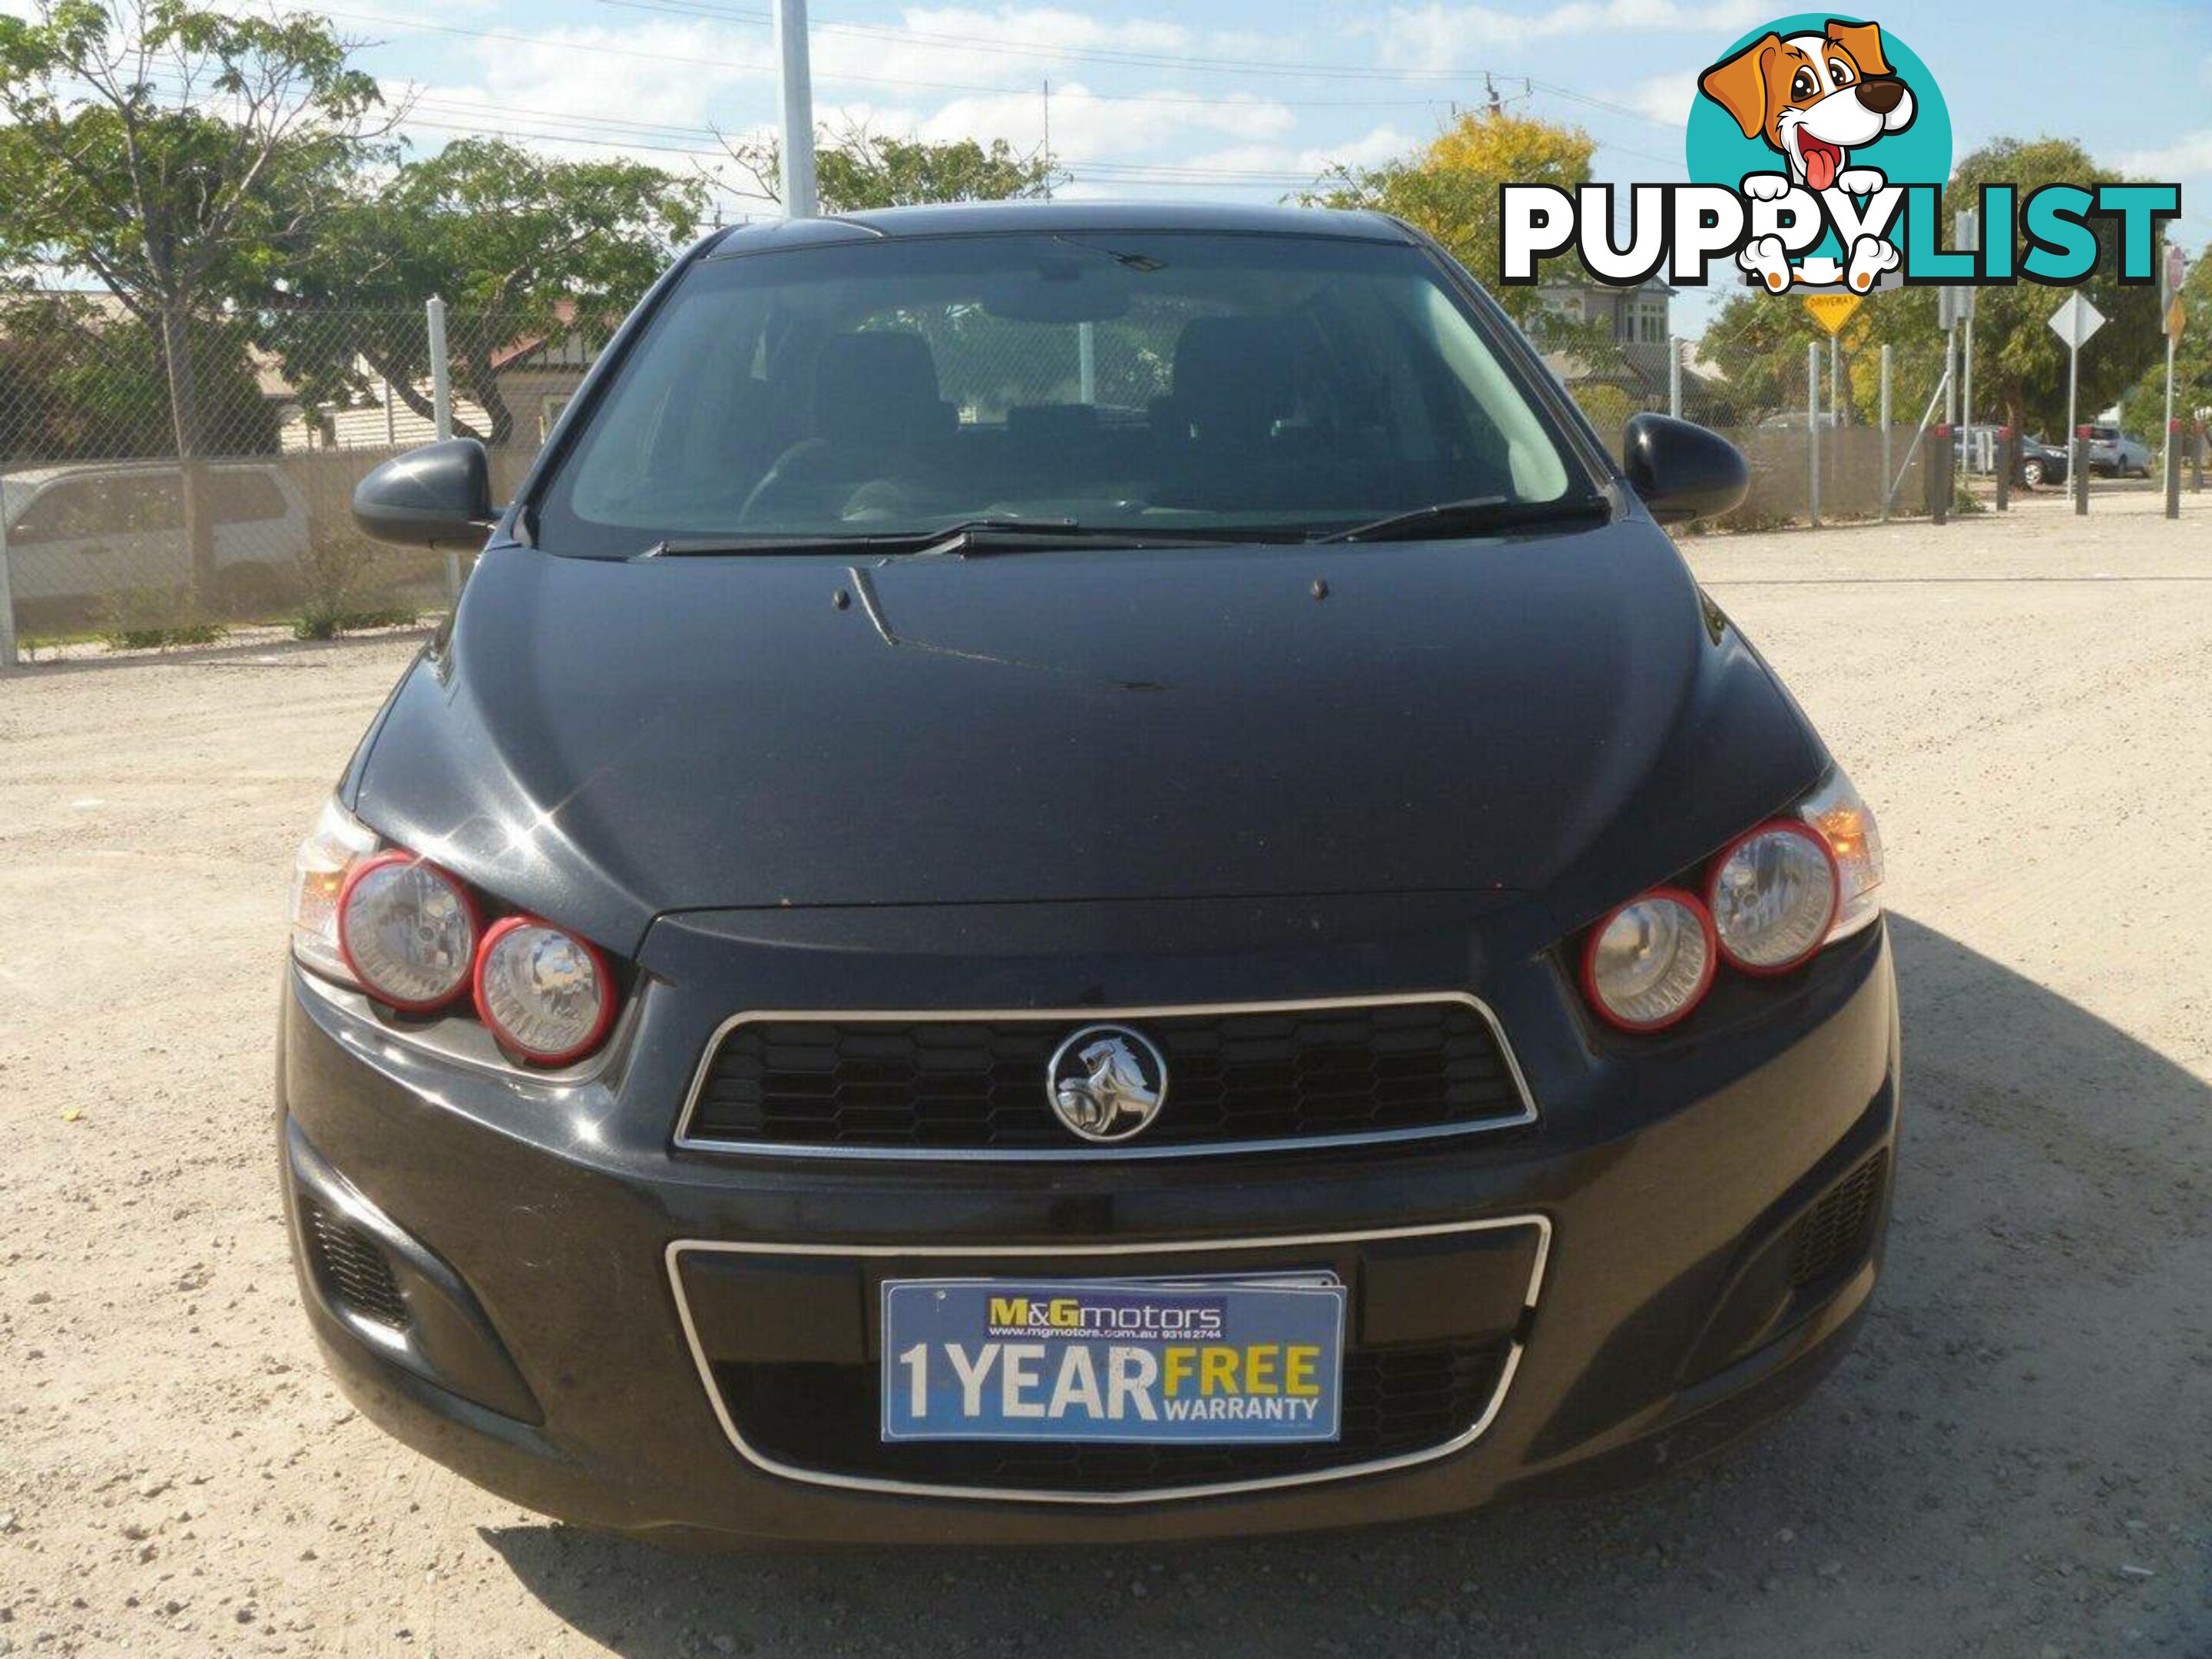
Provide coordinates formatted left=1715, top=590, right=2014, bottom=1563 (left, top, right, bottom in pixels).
left=1622, top=412, right=1750, bottom=525
left=353, top=439, right=498, bottom=548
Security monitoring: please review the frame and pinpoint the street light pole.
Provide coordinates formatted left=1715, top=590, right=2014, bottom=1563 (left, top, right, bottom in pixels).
left=774, top=0, right=818, bottom=218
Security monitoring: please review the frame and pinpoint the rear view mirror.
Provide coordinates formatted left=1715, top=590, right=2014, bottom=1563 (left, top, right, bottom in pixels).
left=981, top=264, right=1131, bottom=323
left=353, top=439, right=498, bottom=548
left=1622, top=413, right=1750, bottom=525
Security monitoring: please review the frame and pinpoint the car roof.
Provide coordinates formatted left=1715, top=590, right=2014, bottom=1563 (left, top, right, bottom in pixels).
left=3, top=459, right=280, bottom=489
left=704, top=200, right=1418, bottom=255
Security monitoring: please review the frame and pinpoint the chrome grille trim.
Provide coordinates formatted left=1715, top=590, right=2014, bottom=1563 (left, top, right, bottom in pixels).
left=665, top=1213, right=1551, bottom=1505
left=671, top=992, right=1539, bottom=1160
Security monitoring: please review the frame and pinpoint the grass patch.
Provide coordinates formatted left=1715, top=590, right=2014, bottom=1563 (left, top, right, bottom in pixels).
left=293, top=603, right=421, bottom=641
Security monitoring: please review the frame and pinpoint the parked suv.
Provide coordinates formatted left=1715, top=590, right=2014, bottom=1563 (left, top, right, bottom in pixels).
left=283, top=203, right=1897, bottom=1546
left=2085, top=425, right=2151, bottom=478
left=0, top=459, right=310, bottom=618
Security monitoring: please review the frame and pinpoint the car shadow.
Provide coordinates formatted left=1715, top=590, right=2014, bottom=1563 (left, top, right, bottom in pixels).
left=478, top=912, right=2212, bottom=1657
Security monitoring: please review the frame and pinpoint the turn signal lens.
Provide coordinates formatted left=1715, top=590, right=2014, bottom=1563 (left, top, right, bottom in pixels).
left=336, top=852, right=481, bottom=1012
left=290, top=795, right=380, bottom=984
left=1582, top=888, right=1717, bottom=1032
left=1797, top=769, right=1884, bottom=940
left=472, top=916, right=615, bottom=1065
left=1707, top=820, right=1839, bottom=975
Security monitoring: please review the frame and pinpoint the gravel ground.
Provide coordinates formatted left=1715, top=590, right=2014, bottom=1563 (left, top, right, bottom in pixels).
left=3, top=489, right=2209, bottom=1657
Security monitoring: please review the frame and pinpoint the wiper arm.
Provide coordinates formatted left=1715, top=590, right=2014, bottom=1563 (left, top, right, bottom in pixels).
left=1312, top=492, right=1612, bottom=545
left=641, top=519, right=1262, bottom=559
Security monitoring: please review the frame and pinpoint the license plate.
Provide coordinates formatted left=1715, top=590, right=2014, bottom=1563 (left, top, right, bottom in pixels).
left=880, top=1275, right=1346, bottom=1444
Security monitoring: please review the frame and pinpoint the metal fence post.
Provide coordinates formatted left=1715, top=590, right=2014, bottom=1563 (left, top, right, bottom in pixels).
left=426, top=296, right=454, bottom=443
left=0, top=480, right=16, bottom=672
left=1879, top=345, right=1892, bottom=523
left=1668, top=336, right=1683, bottom=419
left=426, top=296, right=462, bottom=605
left=1806, top=341, right=1820, bottom=528
left=1995, top=428, right=2012, bottom=512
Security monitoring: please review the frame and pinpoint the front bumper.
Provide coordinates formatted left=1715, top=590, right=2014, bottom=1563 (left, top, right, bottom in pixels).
left=277, top=893, right=1899, bottom=1545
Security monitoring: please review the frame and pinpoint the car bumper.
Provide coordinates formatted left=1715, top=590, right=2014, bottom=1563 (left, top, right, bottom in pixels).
left=277, top=897, right=1899, bottom=1546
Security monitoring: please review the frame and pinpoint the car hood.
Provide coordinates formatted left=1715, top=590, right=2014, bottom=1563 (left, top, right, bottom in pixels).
left=353, top=522, right=1821, bottom=954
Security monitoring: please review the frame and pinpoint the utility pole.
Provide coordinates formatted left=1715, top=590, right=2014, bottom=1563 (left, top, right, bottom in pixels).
left=773, top=0, right=818, bottom=218
left=1042, top=80, right=1052, bottom=200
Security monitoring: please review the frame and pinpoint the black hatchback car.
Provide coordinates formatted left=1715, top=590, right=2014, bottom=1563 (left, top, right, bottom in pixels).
left=281, top=203, right=1898, bottom=1545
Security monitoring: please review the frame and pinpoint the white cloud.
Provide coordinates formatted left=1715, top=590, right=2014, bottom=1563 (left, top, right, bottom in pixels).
left=2119, top=131, right=2212, bottom=179
left=1619, top=71, right=1697, bottom=126
left=1376, top=0, right=1770, bottom=65
left=919, top=81, right=1296, bottom=162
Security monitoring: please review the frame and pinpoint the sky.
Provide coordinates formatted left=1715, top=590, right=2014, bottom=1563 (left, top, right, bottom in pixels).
left=31, top=0, right=2212, bottom=339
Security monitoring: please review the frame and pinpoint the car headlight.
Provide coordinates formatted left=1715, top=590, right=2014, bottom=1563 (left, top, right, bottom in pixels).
left=1581, top=888, right=1717, bottom=1032
left=1796, top=768, right=1884, bottom=940
left=336, top=850, right=482, bottom=1012
left=1707, top=820, right=1838, bottom=974
left=1577, top=767, right=1883, bottom=1035
left=289, top=794, right=379, bottom=985
left=472, top=916, right=616, bottom=1065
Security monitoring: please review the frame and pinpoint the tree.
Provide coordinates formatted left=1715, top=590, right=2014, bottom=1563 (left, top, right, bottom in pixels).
left=0, top=0, right=385, bottom=596
left=723, top=121, right=1060, bottom=213
left=2119, top=239, right=2210, bottom=445
left=1300, top=110, right=1596, bottom=338
left=270, top=138, right=706, bottom=446
left=0, top=291, right=274, bottom=462
left=1700, top=138, right=2167, bottom=438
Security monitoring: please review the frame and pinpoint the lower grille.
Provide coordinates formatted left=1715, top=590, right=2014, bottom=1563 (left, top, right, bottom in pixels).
left=1790, top=1152, right=1888, bottom=1290
left=715, top=1340, right=1511, bottom=1494
left=303, top=1200, right=409, bottom=1330
left=681, top=995, right=1532, bottom=1155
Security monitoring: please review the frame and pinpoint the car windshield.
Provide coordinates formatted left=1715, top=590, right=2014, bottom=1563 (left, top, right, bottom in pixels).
left=533, top=229, right=1582, bottom=554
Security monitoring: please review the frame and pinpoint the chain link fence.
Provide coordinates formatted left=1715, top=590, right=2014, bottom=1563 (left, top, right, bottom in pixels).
left=1, top=293, right=1969, bottom=664
left=1554, top=336, right=1935, bottom=531
left=0, top=297, right=584, bottom=660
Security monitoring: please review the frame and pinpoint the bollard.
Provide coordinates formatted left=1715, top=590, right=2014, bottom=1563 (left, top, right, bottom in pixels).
left=2170, top=419, right=2184, bottom=520
left=2074, top=426, right=2089, bottom=515
left=2195, top=422, right=2205, bottom=493
left=1995, top=426, right=2012, bottom=512
left=1932, top=424, right=1951, bottom=524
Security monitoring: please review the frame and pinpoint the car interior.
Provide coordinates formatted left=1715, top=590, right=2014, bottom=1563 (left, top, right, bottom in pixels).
left=553, top=236, right=1573, bottom=547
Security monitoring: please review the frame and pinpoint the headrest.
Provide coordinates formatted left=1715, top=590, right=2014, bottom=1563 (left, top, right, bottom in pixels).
left=1171, top=316, right=1296, bottom=444
left=811, top=331, right=946, bottom=443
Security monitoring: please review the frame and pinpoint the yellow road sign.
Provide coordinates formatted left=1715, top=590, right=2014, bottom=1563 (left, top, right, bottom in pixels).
left=1803, top=293, right=1863, bottom=336
left=2168, top=296, right=2187, bottom=342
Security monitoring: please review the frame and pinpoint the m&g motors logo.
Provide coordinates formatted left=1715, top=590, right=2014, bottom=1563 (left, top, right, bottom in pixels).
left=1499, top=14, right=2181, bottom=296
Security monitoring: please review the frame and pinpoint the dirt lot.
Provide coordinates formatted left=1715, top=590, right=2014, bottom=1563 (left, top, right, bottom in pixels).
left=3, top=489, right=2209, bottom=1657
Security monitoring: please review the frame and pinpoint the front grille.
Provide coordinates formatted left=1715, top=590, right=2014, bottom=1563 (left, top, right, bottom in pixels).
left=1789, top=1152, right=1888, bottom=1290
left=303, top=1200, right=409, bottom=1330
left=683, top=998, right=1530, bottom=1153
left=715, top=1339, right=1509, bottom=1493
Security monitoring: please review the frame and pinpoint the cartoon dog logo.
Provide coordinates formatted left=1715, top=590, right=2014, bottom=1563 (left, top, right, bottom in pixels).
left=1700, top=18, right=1916, bottom=293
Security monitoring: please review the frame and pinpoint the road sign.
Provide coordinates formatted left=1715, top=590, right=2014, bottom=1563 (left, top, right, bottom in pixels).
left=1803, top=293, right=1863, bottom=335
left=2048, top=292, right=2106, bottom=349
left=2164, top=243, right=2188, bottom=312
left=2170, top=297, right=2189, bottom=343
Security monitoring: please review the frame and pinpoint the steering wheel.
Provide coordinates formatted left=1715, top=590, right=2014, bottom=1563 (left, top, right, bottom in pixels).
left=737, top=439, right=830, bottom=525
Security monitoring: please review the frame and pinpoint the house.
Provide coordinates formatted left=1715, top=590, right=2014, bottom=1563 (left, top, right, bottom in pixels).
left=275, top=306, right=599, bottom=454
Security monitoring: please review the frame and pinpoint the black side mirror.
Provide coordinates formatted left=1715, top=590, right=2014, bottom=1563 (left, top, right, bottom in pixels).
left=353, top=439, right=498, bottom=548
left=1622, top=412, right=1750, bottom=525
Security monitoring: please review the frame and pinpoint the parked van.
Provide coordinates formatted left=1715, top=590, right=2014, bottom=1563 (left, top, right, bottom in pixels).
left=0, top=460, right=310, bottom=614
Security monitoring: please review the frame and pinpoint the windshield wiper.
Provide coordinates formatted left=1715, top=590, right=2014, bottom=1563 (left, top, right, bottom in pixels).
left=1311, top=492, right=1612, bottom=545
left=641, top=519, right=1275, bottom=558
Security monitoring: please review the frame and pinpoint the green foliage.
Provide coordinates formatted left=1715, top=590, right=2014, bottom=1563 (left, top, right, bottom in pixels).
left=729, top=121, right=1060, bottom=213
left=95, top=581, right=225, bottom=650
left=268, top=139, right=707, bottom=445
left=1300, top=110, right=1595, bottom=341
left=2119, top=240, right=2211, bottom=442
left=1703, top=138, right=2167, bottom=435
left=293, top=601, right=418, bottom=640
left=0, top=293, right=275, bottom=461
